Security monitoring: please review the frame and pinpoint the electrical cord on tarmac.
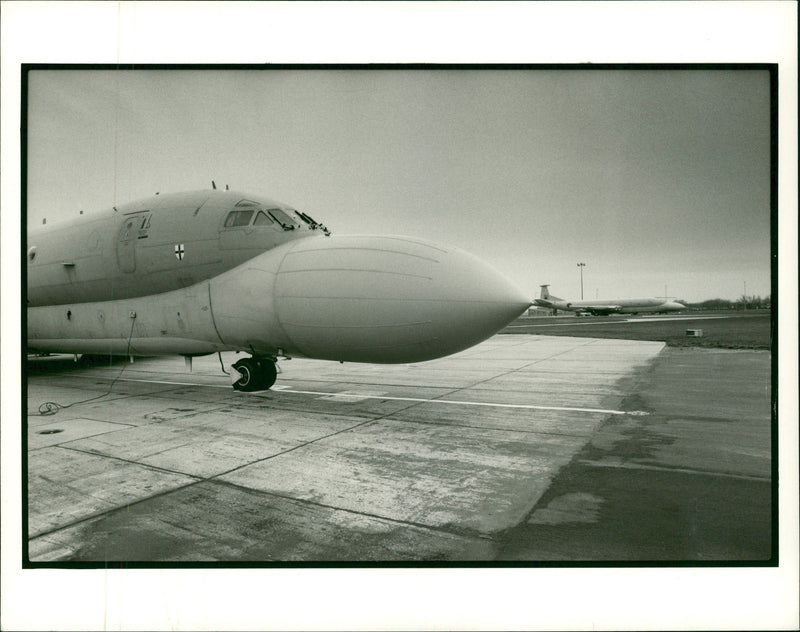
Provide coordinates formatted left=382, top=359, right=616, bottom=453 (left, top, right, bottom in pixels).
left=218, top=352, right=230, bottom=375
left=36, top=313, right=137, bottom=416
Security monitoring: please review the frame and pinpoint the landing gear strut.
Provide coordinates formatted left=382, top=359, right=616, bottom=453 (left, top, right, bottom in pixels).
left=231, top=356, right=277, bottom=392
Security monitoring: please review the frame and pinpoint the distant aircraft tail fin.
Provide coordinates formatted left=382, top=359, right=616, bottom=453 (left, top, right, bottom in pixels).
left=539, top=284, right=562, bottom=301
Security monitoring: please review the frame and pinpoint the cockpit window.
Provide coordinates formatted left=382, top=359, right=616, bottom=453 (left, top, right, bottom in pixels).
left=224, top=210, right=255, bottom=227
left=235, top=199, right=259, bottom=207
left=294, top=210, right=313, bottom=225
left=267, top=208, right=299, bottom=230
left=253, top=211, right=274, bottom=226
left=291, top=208, right=330, bottom=235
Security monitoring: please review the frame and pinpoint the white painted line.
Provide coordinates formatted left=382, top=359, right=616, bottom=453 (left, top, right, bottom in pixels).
left=316, top=390, right=388, bottom=402
left=259, top=388, right=639, bottom=415
left=100, top=376, right=645, bottom=416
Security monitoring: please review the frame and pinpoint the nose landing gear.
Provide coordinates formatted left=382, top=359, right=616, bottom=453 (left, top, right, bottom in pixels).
left=231, top=356, right=278, bottom=392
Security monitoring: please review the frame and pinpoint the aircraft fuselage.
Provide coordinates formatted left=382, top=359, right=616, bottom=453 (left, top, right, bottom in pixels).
left=28, top=190, right=316, bottom=307
left=27, top=190, right=531, bottom=387
left=533, top=294, right=685, bottom=316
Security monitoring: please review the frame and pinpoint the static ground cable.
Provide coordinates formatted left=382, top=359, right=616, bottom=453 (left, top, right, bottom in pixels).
left=218, top=352, right=230, bottom=375
left=36, top=313, right=137, bottom=416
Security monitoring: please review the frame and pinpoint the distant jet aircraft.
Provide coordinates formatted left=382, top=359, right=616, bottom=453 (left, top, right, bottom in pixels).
left=27, top=188, right=531, bottom=391
left=533, top=285, right=684, bottom=316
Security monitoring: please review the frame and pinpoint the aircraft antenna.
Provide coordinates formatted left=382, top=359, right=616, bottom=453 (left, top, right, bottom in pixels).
left=225, top=184, right=229, bottom=191
left=211, top=180, right=217, bottom=190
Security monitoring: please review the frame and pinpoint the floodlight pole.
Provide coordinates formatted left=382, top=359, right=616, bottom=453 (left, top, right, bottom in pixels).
left=577, top=262, right=586, bottom=300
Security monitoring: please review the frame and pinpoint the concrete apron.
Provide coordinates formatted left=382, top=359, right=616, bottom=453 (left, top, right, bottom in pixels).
left=27, top=335, right=664, bottom=562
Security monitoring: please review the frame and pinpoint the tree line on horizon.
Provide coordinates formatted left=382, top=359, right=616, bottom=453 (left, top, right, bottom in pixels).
left=683, top=295, right=771, bottom=310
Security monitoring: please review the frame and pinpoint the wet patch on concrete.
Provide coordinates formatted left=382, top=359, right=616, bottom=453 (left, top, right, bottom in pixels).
left=495, top=346, right=772, bottom=561
left=497, top=464, right=771, bottom=561
left=528, top=493, right=605, bottom=525
left=588, top=416, right=678, bottom=462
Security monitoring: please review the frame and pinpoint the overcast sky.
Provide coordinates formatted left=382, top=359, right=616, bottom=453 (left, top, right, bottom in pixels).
left=27, top=68, right=772, bottom=303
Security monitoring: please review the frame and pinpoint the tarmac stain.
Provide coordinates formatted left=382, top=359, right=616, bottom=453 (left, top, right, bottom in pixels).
left=144, top=407, right=198, bottom=421
left=528, top=492, right=604, bottom=525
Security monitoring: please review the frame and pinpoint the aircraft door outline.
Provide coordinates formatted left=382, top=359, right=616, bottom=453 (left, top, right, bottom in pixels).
left=117, top=217, right=137, bottom=273
left=116, top=212, right=150, bottom=273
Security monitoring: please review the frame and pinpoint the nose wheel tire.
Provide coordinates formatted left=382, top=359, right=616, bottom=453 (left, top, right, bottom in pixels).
left=232, top=357, right=278, bottom=392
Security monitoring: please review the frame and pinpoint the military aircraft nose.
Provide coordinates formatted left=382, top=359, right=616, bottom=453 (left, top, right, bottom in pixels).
left=272, top=235, right=531, bottom=363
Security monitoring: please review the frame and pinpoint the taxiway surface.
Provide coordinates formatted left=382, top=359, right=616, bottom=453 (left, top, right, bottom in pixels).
left=25, top=333, right=771, bottom=563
